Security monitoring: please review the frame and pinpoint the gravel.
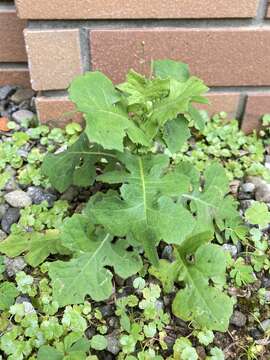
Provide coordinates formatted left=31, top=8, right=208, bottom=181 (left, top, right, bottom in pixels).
left=161, top=245, right=174, bottom=261
left=222, top=244, right=238, bottom=257
left=27, top=186, right=56, bottom=207
left=255, top=183, right=270, bottom=203
left=4, top=190, right=32, bottom=208
left=260, top=319, right=270, bottom=332
left=4, top=256, right=26, bottom=277
left=10, top=88, right=35, bottom=104
left=1, top=207, right=20, bottom=233
left=0, top=85, right=16, bottom=101
left=106, top=331, right=121, bottom=355
left=241, top=182, right=255, bottom=193
left=0, top=204, right=7, bottom=221
left=12, top=109, right=35, bottom=124
left=230, top=310, right=247, bottom=327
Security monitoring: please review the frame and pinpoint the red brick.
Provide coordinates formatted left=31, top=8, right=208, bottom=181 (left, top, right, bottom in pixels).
left=0, top=68, right=30, bottom=87
left=25, top=29, right=83, bottom=91
left=242, top=93, right=270, bottom=133
left=36, top=96, right=83, bottom=126
left=90, top=28, right=270, bottom=86
left=198, top=93, right=240, bottom=118
left=0, top=9, right=27, bottom=62
left=15, top=0, right=258, bottom=19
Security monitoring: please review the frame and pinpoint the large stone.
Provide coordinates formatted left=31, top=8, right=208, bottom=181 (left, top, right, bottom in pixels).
left=10, top=88, right=35, bottom=104
left=4, top=190, right=32, bottom=208
left=12, top=109, right=35, bottom=124
left=255, top=183, right=270, bottom=203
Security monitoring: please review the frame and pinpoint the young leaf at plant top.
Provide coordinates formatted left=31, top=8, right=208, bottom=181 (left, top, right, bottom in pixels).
left=87, top=151, right=196, bottom=264
left=69, top=72, right=150, bottom=152
left=48, top=214, right=142, bottom=306
left=42, top=133, right=116, bottom=192
left=153, top=59, right=190, bottom=82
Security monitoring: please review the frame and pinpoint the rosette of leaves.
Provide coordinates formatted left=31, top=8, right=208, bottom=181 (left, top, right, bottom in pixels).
left=18, top=60, right=239, bottom=330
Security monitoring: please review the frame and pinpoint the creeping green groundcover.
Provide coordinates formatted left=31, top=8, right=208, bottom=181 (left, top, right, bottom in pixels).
left=0, top=60, right=270, bottom=359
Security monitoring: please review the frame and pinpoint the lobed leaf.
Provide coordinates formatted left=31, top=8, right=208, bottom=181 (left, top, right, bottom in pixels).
left=0, top=230, right=69, bottom=267
left=42, top=133, right=111, bottom=192
left=87, top=152, right=196, bottom=264
left=48, top=215, right=142, bottom=306
left=172, top=244, right=234, bottom=331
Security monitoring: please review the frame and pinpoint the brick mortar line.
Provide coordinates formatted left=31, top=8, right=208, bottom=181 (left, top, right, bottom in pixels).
left=210, top=86, right=270, bottom=92
left=40, top=87, right=270, bottom=99
left=79, top=28, right=91, bottom=73
left=27, top=18, right=270, bottom=30
left=0, top=4, right=16, bottom=11
left=236, top=93, right=248, bottom=125
left=0, top=63, right=28, bottom=69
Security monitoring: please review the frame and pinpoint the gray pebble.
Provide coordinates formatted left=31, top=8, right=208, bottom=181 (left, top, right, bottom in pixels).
left=12, top=109, right=35, bottom=124
left=23, top=301, right=36, bottom=315
left=0, top=204, right=7, bottom=221
left=0, top=85, right=16, bottom=101
left=155, top=300, right=164, bottom=311
left=241, top=183, right=255, bottom=193
left=260, top=319, right=270, bottom=332
left=261, top=277, right=270, bottom=289
left=255, top=183, right=270, bottom=203
left=16, top=295, right=31, bottom=304
left=249, top=328, right=262, bottom=340
left=99, top=304, right=114, bottom=318
left=4, top=256, right=26, bottom=277
left=246, top=176, right=265, bottom=188
left=230, top=310, right=247, bottom=327
left=27, top=186, right=56, bottom=207
left=265, top=291, right=270, bottom=302
left=4, top=176, right=19, bottom=192
left=164, top=335, right=176, bottom=352
left=222, top=244, right=238, bottom=257
left=106, top=331, right=121, bottom=355
left=4, top=190, right=32, bottom=208
left=161, top=245, right=174, bottom=262
left=1, top=207, right=20, bottom=233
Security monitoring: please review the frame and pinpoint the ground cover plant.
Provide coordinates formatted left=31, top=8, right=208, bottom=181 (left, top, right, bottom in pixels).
left=0, top=60, right=269, bottom=359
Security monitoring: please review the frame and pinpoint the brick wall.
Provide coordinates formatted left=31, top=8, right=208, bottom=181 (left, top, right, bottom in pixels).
left=4, top=0, right=270, bottom=131
left=0, top=1, right=29, bottom=86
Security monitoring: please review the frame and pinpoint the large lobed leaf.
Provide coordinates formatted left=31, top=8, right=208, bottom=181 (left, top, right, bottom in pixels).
left=172, top=244, right=234, bottom=332
left=48, top=214, right=142, bottom=306
left=42, top=133, right=116, bottom=193
left=0, top=229, right=69, bottom=267
left=87, top=152, right=196, bottom=264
